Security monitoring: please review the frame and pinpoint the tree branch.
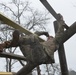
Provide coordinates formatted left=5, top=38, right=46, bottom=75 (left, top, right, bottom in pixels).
left=19, top=2, right=29, bottom=17
left=0, top=3, right=17, bottom=17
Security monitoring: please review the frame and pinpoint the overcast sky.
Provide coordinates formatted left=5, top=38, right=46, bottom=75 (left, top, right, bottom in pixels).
left=0, top=0, right=76, bottom=72
left=29, top=0, right=76, bottom=71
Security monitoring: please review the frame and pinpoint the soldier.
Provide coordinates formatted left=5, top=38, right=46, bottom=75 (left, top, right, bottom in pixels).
left=0, top=30, right=57, bottom=64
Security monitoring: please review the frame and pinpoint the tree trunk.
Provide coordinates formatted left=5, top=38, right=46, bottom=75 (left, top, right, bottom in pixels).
left=46, top=64, right=50, bottom=75
left=6, top=58, right=9, bottom=72
left=37, top=66, right=41, bottom=75
left=9, top=59, right=12, bottom=72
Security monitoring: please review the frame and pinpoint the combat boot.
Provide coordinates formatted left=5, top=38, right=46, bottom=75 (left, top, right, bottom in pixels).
left=0, top=43, right=5, bottom=52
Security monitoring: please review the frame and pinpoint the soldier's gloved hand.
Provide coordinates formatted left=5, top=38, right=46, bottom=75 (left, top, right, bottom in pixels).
left=35, top=31, right=49, bottom=37
left=0, top=41, right=11, bottom=52
left=57, top=13, right=63, bottom=21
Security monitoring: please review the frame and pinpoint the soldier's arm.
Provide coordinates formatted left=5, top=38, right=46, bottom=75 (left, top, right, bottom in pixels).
left=35, top=31, right=49, bottom=37
left=57, top=13, right=69, bottom=30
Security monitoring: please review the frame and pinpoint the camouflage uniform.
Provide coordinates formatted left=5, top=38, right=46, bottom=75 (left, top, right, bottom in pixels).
left=0, top=31, right=58, bottom=64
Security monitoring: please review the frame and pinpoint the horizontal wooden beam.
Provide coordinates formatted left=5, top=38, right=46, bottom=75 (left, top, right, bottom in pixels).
left=0, top=52, right=27, bottom=61
left=0, top=12, right=32, bottom=35
left=0, top=72, right=13, bottom=75
left=0, top=12, right=44, bottom=42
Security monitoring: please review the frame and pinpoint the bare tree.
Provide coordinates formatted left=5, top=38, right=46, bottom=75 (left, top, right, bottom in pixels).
left=0, top=0, right=50, bottom=74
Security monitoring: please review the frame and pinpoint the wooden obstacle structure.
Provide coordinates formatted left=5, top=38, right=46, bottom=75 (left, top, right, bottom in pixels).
left=0, top=0, right=76, bottom=75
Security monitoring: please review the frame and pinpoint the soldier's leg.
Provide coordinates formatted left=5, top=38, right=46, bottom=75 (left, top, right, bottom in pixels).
left=0, top=30, right=20, bottom=52
left=9, top=30, right=20, bottom=47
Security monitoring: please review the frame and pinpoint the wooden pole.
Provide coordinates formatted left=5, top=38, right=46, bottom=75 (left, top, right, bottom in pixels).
left=16, top=63, right=38, bottom=75
left=0, top=52, right=27, bottom=61
left=0, top=72, right=13, bottom=75
left=54, top=21, right=69, bottom=75
left=40, top=0, right=58, bottom=20
left=0, top=13, right=32, bottom=35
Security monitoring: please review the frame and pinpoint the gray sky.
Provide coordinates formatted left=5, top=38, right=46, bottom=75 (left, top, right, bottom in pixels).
left=0, top=0, right=76, bottom=72
left=29, top=0, right=76, bottom=71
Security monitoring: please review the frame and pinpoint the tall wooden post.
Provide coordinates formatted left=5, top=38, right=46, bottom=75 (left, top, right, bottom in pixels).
left=54, top=21, right=69, bottom=75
